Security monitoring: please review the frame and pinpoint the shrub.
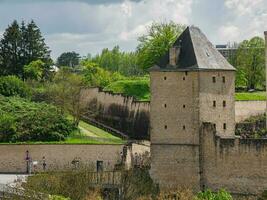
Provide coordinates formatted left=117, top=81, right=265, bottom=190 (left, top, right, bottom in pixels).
left=0, top=96, right=76, bottom=142
left=0, top=75, right=30, bottom=98
left=196, top=189, right=233, bottom=200
left=0, top=113, right=16, bottom=142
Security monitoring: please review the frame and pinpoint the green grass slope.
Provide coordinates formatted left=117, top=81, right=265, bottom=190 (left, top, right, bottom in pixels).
left=104, top=78, right=150, bottom=101
left=104, top=78, right=266, bottom=102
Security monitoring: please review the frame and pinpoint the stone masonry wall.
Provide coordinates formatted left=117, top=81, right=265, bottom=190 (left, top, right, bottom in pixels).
left=0, top=144, right=124, bottom=173
left=80, top=88, right=150, bottom=139
left=80, top=88, right=265, bottom=140
left=201, top=123, right=267, bottom=195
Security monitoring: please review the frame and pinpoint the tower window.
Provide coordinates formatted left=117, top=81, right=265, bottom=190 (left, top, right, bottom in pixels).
left=222, top=76, right=225, bottom=83
left=223, top=101, right=226, bottom=107
left=164, top=104, right=167, bottom=108
left=183, top=77, right=185, bottom=80
left=213, top=101, right=216, bottom=107
left=164, top=125, right=167, bottom=129
left=185, top=71, right=188, bottom=76
left=164, top=76, right=167, bottom=80
left=223, top=123, right=226, bottom=130
left=212, top=76, right=216, bottom=83
left=183, top=125, right=186, bottom=130
left=183, top=104, right=186, bottom=108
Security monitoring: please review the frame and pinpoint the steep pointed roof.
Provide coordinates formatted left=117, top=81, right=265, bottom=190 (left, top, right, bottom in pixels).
left=150, top=26, right=236, bottom=71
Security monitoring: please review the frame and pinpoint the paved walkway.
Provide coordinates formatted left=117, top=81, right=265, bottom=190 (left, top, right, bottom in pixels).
left=0, top=174, right=27, bottom=185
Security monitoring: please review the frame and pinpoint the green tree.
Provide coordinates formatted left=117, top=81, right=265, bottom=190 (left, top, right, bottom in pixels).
left=0, top=20, right=51, bottom=78
left=137, top=21, right=185, bottom=71
left=24, top=59, right=45, bottom=81
left=49, top=68, right=86, bottom=126
left=0, top=20, right=22, bottom=76
left=236, top=37, right=265, bottom=90
left=57, top=51, right=80, bottom=68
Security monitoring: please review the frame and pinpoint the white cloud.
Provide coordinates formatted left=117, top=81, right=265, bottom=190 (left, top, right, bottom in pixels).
left=218, top=25, right=240, bottom=43
left=215, top=0, right=267, bottom=44
left=42, top=0, right=193, bottom=58
left=225, top=0, right=263, bottom=16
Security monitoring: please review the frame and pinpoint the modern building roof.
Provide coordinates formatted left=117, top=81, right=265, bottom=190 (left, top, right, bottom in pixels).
left=150, top=26, right=236, bottom=71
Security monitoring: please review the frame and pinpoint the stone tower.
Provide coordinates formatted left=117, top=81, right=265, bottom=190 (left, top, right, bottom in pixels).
left=149, top=26, right=236, bottom=189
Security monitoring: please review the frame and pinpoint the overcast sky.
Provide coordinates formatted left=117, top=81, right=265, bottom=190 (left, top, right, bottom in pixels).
left=0, top=0, right=266, bottom=60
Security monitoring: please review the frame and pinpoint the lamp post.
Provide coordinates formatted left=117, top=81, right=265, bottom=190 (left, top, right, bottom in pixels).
left=265, top=31, right=267, bottom=129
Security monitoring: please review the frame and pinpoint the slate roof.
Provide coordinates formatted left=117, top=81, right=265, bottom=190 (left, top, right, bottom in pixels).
left=150, top=26, right=236, bottom=71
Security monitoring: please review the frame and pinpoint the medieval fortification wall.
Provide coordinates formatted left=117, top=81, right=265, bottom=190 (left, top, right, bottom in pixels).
left=201, top=123, right=267, bottom=195
left=81, top=88, right=265, bottom=139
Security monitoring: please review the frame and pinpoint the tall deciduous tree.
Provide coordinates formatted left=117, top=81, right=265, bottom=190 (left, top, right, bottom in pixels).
left=236, top=37, right=265, bottom=90
left=0, top=20, right=51, bottom=78
left=137, top=21, right=185, bottom=71
left=57, top=51, right=80, bottom=68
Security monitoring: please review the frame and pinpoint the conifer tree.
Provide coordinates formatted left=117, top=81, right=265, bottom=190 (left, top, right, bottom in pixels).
left=0, top=20, right=51, bottom=78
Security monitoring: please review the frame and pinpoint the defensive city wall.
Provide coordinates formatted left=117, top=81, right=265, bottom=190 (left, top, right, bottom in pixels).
left=201, top=123, right=267, bottom=195
left=0, top=143, right=150, bottom=173
left=81, top=87, right=266, bottom=139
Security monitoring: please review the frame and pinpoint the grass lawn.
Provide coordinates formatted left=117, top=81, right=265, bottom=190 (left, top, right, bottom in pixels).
left=104, top=78, right=150, bottom=101
left=65, top=120, right=125, bottom=144
left=0, top=119, right=125, bottom=145
left=235, top=92, right=266, bottom=101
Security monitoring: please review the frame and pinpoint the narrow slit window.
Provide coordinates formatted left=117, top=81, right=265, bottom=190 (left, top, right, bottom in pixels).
left=223, top=123, right=226, bottom=130
left=222, top=76, right=225, bottom=83
left=183, top=125, right=186, bottom=130
left=213, top=101, right=216, bottom=107
left=183, top=105, right=186, bottom=108
left=164, top=104, right=167, bottom=108
left=212, top=76, right=216, bottom=83
left=164, top=125, right=167, bottom=130
left=223, top=101, right=226, bottom=107
left=164, top=76, right=167, bottom=80
left=185, top=71, right=188, bottom=76
left=183, top=77, right=185, bottom=80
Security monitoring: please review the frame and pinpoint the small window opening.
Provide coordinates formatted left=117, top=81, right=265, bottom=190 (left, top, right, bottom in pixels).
left=223, top=101, right=226, bottom=107
left=185, top=71, right=188, bottom=76
left=212, top=76, right=216, bottom=83
left=213, top=101, right=216, bottom=107
left=222, top=76, right=225, bottom=83
left=164, top=104, right=167, bottom=108
left=223, top=123, right=226, bottom=130
left=183, top=125, right=186, bottom=130
left=164, top=76, right=167, bottom=80
left=214, top=124, right=216, bottom=130
left=164, top=125, right=167, bottom=129
left=183, top=77, right=185, bottom=80
left=183, top=105, right=186, bottom=108
left=96, top=160, right=104, bottom=172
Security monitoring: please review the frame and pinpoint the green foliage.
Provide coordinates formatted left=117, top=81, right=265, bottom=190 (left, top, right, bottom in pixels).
left=235, top=37, right=265, bottom=89
left=57, top=51, right=80, bottom=68
left=0, top=96, right=76, bottom=142
left=24, top=170, right=103, bottom=200
left=48, top=67, right=86, bottom=126
left=0, top=20, right=51, bottom=78
left=82, top=61, right=124, bottom=88
left=258, top=190, right=267, bottom=200
left=196, top=189, right=233, bottom=200
left=137, top=21, right=185, bottom=71
left=235, top=91, right=266, bottom=101
left=87, top=46, right=144, bottom=76
left=0, top=114, right=16, bottom=142
left=104, top=77, right=150, bottom=101
left=49, top=195, right=71, bottom=200
left=24, top=59, right=45, bottom=81
left=0, top=75, right=30, bottom=98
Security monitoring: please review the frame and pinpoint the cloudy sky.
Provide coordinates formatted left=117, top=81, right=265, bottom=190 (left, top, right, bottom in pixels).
left=0, top=0, right=266, bottom=60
